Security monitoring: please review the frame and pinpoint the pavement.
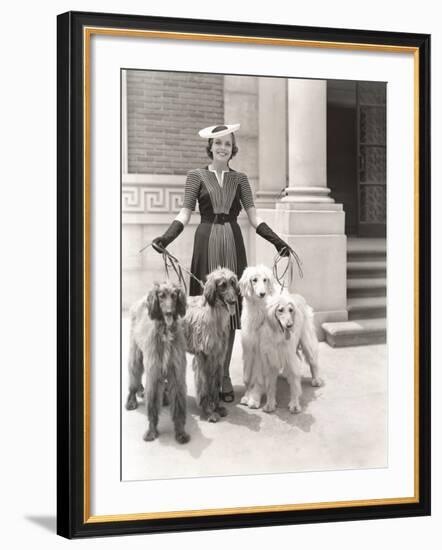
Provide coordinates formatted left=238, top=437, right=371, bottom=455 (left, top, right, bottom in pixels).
left=121, top=318, right=387, bottom=481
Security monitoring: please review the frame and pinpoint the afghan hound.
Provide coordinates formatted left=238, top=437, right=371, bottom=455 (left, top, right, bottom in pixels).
left=239, top=265, right=276, bottom=409
left=239, top=265, right=322, bottom=411
left=260, top=293, right=317, bottom=413
left=125, top=282, right=190, bottom=444
left=182, top=267, right=239, bottom=423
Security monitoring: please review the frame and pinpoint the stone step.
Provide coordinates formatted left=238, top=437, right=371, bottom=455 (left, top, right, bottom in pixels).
left=347, top=238, right=386, bottom=254
left=322, top=318, right=387, bottom=347
left=348, top=251, right=386, bottom=262
left=347, top=277, right=386, bottom=298
left=347, top=296, right=386, bottom=319
left=347, top=260, right=386, bottom=278
left=347, top=238, right=386, bottom=262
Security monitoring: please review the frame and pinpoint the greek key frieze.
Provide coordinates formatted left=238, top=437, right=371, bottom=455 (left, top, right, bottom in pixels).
left=122, top=186, right=184, bottom=213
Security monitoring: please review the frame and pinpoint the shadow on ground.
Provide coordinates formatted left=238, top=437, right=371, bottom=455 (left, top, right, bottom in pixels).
left=220, top=385, right=263, bottom=432
left=132, top=395, right=214, bottom=459
left=271, top=376, right=322, bottom=432
left=217, top=377, right=321, bottom=433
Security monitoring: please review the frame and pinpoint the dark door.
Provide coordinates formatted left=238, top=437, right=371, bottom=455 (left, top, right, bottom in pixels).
left=327, top=80, right=358, bottom=235
left=327, top=80, right=386, bottom=237
left=356, top=82, right=386, bottom=237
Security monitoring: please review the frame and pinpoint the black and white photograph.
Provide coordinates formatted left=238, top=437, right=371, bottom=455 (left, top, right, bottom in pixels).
left=121, top=69, right=388, bottom=481
left=1, top=0, right=439, bottom=545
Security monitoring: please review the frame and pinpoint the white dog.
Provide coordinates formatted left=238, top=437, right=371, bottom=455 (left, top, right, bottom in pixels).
left=239, top=265, right=276, bottom=409
left=239, top=265, right=322, bottom=412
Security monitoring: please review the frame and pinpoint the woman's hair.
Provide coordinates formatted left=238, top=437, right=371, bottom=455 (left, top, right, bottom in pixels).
left=206, top=125, right=239, bottom=160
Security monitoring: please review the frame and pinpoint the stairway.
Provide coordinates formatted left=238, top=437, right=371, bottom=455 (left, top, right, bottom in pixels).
left=322, top=238, right=387, bottom=347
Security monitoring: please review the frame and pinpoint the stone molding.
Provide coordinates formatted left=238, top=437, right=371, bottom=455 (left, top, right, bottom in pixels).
left=122, top=174, right=185, bottom=214
left=122, top=186, right=184, bottom=213
left=122, top=174, right=259, bottom=215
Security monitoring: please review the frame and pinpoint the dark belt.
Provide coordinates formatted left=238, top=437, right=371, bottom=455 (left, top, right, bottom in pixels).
left=200, top=213, right=237, bottom=225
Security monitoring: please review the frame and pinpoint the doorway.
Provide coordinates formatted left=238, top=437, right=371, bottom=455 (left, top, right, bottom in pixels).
left=327, top=80, right=386, bottom=237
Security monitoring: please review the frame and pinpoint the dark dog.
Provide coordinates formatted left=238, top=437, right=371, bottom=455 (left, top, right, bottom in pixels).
left=125, top=282, right=190, bottom=444
left=183, top=268, right=239, bottom=422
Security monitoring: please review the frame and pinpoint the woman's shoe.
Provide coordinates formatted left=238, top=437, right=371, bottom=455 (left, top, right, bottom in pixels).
left=220, top=390, right=235, bottom=403
left=220, top=377, right=234, bottom=403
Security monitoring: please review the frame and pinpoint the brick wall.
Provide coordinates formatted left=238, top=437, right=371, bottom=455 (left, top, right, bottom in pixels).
left=127, top=70, right=224, bottom=174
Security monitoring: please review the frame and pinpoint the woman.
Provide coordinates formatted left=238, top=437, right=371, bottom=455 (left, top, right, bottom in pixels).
left=152, top=123, right=290, bottom=402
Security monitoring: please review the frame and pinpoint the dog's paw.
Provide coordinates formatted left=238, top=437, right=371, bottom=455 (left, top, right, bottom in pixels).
left=216, top=405, right=228, bottom=417
left=289, top=402, right=301, bottom=414
left=207, top=412, right=221, bottom=423
left=175, top=431, right=191, bottom=444
left=248, top=399, right=260, bottom=409
left=263, top=402, right=276, bottom=413
left=311, top=377, right=324, bottom=387
left=240, top=395, right=250, bottom=406
left=136, top=385, right=144, bottom=398
left=143, top=428, right=159, bottom=442
left=125, top=394, right=138, bottom=410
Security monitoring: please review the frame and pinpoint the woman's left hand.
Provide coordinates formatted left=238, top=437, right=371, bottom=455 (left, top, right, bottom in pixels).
left=256, top=222, right=291, bottom=256
left=275, top=241, right=290, bottom=257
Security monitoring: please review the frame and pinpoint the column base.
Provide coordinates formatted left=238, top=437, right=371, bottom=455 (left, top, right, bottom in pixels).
left=255, top=190, right=281, bottom=209
left=256, top=203, right=348, bottom=340
left=280, top=186, right=335, bottom=203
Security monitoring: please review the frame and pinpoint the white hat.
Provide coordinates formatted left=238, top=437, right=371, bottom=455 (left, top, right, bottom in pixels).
left=198, top=123, right=240, bottom=139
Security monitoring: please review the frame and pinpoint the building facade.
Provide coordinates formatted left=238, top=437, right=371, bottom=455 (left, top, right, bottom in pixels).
left=122, top=71, right=386, bottom=342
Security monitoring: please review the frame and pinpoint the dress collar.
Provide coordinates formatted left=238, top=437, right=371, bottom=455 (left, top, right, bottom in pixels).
left=207, top=166, right=229, bottom=187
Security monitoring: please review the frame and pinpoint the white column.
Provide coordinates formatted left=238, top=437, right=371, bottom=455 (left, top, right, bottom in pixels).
left=259, top=79, right=348, bottom=338
left=256, top=77, right=287, bottom=208
left=285, top=79, right=333, bottom=202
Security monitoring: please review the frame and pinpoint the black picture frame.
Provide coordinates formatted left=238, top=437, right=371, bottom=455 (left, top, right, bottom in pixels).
left=57, top=10, right=431, bottom=539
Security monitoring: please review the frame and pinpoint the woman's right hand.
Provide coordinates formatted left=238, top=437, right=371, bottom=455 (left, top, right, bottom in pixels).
left=151, top=237, right=166, bottom=253
left=151, top=220, right=184, bottom=254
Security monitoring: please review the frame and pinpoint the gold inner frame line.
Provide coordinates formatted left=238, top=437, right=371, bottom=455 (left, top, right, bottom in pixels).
left=82, top=26, right=420, bottom=524
left=85, top=26, right=418, bottom=53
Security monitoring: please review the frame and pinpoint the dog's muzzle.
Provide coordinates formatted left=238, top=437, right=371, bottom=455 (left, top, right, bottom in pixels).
left=225, top=300, right=237, bottom=316
left=164, top=313, right=174, bottom=327
left=277, top=317, right=292, bottom=340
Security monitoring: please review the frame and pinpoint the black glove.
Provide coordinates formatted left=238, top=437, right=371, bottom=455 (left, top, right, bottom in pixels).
left=152, top=220, right=184, bottom=253
left=256, top=222, right=290, bottom=257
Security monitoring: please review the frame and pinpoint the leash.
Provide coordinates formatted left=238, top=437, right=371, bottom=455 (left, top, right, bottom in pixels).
left=273, top=246, right=303, bottom=292
left=140, top=239, right=302, bottom=295
left=139, top=242, right=205, bottom=294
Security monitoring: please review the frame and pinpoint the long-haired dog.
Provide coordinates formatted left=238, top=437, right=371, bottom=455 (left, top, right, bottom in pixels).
left=183, top=267, right=239, bottom=423
left=125, top=282, right=190, bottom=444
left=239, top=265, right=322, bottom=411
left=259, top=293, right=317, bottom=413
left=239, top=265, right=276, bottom=409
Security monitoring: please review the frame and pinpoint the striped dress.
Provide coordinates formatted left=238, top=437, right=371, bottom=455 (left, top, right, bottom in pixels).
left=183, top=168, right=255, bottom=318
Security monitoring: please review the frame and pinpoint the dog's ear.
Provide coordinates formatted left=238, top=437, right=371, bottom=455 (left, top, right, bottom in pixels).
left=203, top=273, right=217, bottom=306
left=239, top=268, right=252, bottom=298
left=266, top=298, right=279, bottom=331
left=265, top=267, right=278, bottom=295
left=231, top=274, right=240, bottom=296
left=176, top=286, right=187, bottom=317
left=146, top=284, right=161, bottom=320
